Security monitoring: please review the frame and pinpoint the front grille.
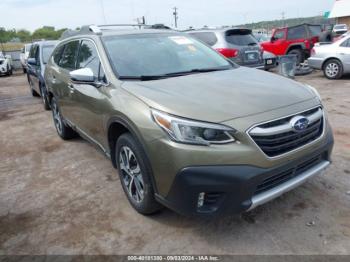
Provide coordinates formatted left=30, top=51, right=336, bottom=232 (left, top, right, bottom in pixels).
left=254, top=154, right=324, bottom=195
left=249, top=107, right=324, bottom=157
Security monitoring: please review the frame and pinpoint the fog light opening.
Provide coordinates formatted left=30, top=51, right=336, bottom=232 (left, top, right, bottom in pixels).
left=197, top=192, right=205, bottom=208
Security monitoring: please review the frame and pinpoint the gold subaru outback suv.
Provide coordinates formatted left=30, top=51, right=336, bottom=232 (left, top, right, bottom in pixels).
left=44, top=25, right=333, bottom=216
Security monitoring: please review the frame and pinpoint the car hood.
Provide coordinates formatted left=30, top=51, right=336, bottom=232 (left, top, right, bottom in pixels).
left=121, top=67, right=315, bottom=123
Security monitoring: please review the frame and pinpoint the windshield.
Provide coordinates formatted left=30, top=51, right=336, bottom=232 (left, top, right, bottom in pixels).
left=103, top=33, right=233, bottom=79
left=42, top=45, right=55, bottom=64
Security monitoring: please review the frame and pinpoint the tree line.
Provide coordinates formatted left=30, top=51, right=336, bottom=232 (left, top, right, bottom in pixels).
left=0, top=26, right=68, bottom=43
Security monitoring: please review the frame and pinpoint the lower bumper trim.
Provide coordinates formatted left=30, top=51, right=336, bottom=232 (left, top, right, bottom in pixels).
left=247, top=160, right=330, bottom=211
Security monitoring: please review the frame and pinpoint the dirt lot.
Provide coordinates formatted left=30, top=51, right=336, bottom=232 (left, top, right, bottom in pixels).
left=0, top=71, right=349, bottom=255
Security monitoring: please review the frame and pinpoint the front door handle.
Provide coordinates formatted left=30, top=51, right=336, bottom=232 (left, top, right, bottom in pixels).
left=68, top=83, right=75, bottom=93
left=52, top=75, right=57, bottom=84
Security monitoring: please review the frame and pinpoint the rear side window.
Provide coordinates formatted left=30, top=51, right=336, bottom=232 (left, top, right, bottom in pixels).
left=308, top=25, right=321, bottom=37
left=59, top=41, right=80, bottom=70
left=189, top=32, right=218, bottom=46
left=225, top=30, right=258, bottom=46
left=287, top=26, right=306, bottom=40
left=77, top=40, right=106, bottom=82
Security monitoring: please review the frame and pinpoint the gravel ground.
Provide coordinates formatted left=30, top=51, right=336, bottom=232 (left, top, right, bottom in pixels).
left=0, top=71, right=349, bottom=255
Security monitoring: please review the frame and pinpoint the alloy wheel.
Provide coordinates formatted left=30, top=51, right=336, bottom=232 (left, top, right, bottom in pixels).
left=325, top=63, right=339, bottom=78
left=52, top=102, right=63, bottom=134
left=119, top=146, right=145, bottom=203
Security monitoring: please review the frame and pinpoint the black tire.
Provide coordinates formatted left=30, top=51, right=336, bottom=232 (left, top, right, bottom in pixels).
left=28, top=77, right=40, bottom=97
left=323, top=59, right=343, bottom=80
left=287, top=49, right=304, bottom=65
left=116, top=133, right=162, bottom=215
left=9, top=67, right=13, bottom=76
left=40, top=83, right=51, bottom=110
left=6, top=66, right=10, bottom=76
left=51, top=97, right=78, bottom=140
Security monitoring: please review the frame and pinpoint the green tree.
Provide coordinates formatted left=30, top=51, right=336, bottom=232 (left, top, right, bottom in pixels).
left=16, top=29, right=32, bottom=42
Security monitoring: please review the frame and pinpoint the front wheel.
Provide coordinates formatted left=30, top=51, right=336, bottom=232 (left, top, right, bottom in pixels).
left=323, top=59, right=343, bottom=79
left=40, top=83, right=51, bottom=110
left=116, top=133, right=162, bottom=215
left=28, top=77, right=40, bottom=97
left=287, top=49, right=304, bottom=65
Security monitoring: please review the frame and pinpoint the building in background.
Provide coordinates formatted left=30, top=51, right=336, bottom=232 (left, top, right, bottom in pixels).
left=329, top=0, right=350, bottom=26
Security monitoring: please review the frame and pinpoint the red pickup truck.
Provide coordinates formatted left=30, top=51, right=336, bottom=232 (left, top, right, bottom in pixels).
left=261, top=24, right=322, bottom=64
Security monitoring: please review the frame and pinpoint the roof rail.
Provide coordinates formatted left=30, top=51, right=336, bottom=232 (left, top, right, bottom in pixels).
left=60, top=25, right=103, bottom=40
left=59, top=23, right=172, bottom=40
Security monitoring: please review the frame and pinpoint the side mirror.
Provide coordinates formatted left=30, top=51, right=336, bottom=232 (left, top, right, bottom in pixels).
left=27, top=58, right=36, bottom=65
left=70, top=68, right=95, bottom=83
left=271, top=36, right=276, bottom=42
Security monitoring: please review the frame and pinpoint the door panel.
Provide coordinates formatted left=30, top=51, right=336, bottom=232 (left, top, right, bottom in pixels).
left=68, top=40, right=107, bottom=146
left=54, top=40, right=80, bottom=121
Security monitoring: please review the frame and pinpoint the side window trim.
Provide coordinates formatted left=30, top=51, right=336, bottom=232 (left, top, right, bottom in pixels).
left=77, top=38, right=109, bottom=84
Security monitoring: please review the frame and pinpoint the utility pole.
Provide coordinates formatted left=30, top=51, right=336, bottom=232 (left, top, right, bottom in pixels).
left=173, top=7, right=178, bottom=28
left=281, top=11, right=285, bottom=27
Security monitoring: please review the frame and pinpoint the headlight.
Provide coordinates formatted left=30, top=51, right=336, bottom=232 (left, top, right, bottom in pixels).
left=305, top=84, right=322, bottom=101
left=152, top=109, right=236, bottom=145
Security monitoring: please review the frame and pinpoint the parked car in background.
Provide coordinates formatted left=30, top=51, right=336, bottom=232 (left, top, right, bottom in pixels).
left=253, top=33, right=277, bottom=70
left=187, top=28, right=265, bottom=69
left=0, top=52, right=13, bottom=76
left=308, top=35, right=350, bottom=79
left=261, top=24, right=322, bottom=64
left=333, top=24, right=348, bottom=36
left=20, top=43, right=32, bottom=73
left=44, top=25, right=333, bottom=217
left=27, top=40, right=58, bottom=109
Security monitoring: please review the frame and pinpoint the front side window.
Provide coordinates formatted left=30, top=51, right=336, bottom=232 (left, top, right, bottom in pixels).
left=77, top=40, right=105, bottom=82
left=103, top=33, right=232, bottom=79
left=59, top=41, right=79, bottom=70
left=340, top=38, right=350, bottom=48
left=274, top=30, right=286, bottom=40
left=53, top=45, right=64, bottom=65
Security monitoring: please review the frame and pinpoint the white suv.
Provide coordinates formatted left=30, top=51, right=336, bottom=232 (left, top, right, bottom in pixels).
left=0, top=52, right=13, bottom=76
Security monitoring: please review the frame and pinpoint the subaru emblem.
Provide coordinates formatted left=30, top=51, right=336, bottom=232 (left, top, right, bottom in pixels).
left=290, top=116, right=309, bottom=132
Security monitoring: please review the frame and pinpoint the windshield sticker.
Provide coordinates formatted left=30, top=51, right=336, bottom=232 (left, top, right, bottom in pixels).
left=169, top=36, right=193, bottom=45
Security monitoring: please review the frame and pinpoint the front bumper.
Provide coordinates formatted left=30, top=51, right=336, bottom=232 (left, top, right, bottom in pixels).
left=155, top=131, right=333, bottom=216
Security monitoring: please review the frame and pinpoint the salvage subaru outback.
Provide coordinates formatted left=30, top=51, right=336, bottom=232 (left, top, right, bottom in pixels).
left=44, top=25, right=333, bottom=216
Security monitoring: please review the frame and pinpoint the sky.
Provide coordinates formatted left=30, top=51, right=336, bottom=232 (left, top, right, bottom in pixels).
left=0, top=0, right=335, bottom=31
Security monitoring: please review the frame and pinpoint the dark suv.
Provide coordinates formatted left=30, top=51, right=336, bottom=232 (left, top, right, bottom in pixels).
left=27, top=40, right=58, bottom=110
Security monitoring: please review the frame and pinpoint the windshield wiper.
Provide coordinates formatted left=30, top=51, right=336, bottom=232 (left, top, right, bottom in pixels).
left=119, top=67, right=231, bottom=81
